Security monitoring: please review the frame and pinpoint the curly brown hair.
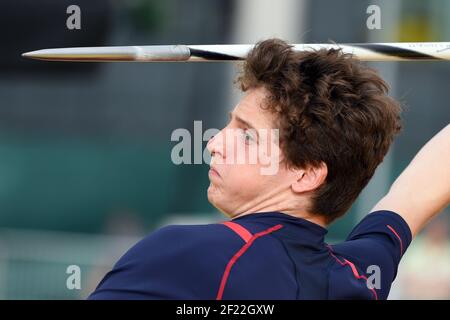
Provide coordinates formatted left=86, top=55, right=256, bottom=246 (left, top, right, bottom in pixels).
left=236, top=39, right=403, bottom=224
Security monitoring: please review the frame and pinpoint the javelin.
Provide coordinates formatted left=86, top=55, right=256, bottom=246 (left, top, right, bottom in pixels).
left=21, top=42, right=450, bottom=62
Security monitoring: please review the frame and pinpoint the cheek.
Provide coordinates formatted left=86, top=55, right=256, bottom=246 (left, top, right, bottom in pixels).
left=225, top=163, right=265, bottom=191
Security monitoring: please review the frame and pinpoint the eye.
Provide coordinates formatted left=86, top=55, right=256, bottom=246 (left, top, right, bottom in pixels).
left=243, top=129, right=255, bottom=144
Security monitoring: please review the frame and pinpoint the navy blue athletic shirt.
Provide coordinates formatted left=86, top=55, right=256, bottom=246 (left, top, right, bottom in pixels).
left=88, top=210, right=412, bottom=300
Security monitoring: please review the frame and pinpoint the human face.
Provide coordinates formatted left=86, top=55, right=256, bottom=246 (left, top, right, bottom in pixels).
left=206, top=87, right=288, bottom=217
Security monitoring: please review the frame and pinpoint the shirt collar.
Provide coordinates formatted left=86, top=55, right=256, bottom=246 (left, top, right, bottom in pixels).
left=231, top=211, right=328, bottom=246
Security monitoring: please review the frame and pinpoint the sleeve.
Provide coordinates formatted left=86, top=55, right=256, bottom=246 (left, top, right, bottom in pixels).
left=88, top=224, right=242, bottom=300
left=330, top=210, right=413, bottom=300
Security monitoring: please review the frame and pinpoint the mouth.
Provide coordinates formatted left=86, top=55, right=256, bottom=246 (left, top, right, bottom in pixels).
left=209, top=166, right=221, bottom=178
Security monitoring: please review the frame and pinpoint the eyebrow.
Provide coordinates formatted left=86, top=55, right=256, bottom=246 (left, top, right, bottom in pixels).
left=229, top=111, right=259, bottom=140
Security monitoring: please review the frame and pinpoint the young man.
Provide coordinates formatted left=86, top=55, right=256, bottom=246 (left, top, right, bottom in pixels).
left=88, top=39, right=450, bottom=300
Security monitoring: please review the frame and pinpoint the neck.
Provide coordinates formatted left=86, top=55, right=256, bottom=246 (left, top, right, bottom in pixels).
left=230, top=185, right=328, bottom=228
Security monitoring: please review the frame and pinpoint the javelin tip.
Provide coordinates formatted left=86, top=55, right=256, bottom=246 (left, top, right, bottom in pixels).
left=22, top=49, right=67, bottom=61
left=22, top=50, right=38, bottom=58
left=21, top=45, right=192, bottom=62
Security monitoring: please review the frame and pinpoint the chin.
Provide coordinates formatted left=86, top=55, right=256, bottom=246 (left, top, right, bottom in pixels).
left=207, top=191, right=234, bottom=218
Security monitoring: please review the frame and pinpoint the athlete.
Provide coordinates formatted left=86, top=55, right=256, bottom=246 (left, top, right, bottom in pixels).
left=88, top=39, right=450, bottom=300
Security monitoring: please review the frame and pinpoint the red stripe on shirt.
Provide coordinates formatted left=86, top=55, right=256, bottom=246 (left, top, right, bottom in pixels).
left=327, top=245, right=378, bottom=300
left=386, top=224, right=404, bottom=256
left=221, top=221, right=253, bottom=243
left=216, top=224, right=283, bottom=300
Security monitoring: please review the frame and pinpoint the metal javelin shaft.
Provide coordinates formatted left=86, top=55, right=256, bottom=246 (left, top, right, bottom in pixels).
left=22, top=42, right=450, bottom=62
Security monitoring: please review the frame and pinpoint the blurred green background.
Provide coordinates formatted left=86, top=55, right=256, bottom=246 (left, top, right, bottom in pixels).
left=0, top=0, right=448, bottom=299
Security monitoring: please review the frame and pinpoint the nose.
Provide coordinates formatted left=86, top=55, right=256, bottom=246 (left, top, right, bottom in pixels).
left=207, top=129, right=225, bottom=159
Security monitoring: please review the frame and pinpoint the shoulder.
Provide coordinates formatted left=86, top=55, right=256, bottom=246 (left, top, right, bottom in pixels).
left=90, top=223, right=247, bottom=299
left=124, top=222, right=290, bottom=274
left=117, top=223, right=248, bottom=269
left=329, top=210, right=413, bottom=300
left=90, top=221, right=294, bottom=299
left=346, top=210, right=412, bottom=250
left=332, top=210, right=412, bottom=266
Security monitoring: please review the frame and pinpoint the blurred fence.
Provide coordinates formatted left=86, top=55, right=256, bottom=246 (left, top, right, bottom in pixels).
left=0, top=228, right=140, bottom=299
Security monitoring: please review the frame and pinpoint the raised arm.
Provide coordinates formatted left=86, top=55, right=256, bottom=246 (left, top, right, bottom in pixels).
left=371, top=124, right=450, bottom=238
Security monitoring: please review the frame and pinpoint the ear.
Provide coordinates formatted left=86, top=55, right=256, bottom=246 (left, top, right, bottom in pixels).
left=291, top=162, right=328, bottom=194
